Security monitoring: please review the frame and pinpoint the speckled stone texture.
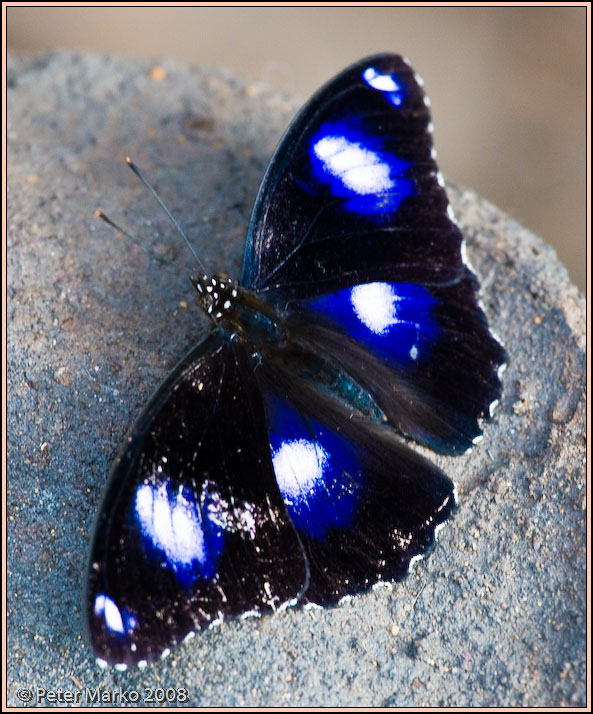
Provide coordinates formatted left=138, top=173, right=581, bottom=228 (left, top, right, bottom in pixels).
left=7, top=52, right=585, bottom=707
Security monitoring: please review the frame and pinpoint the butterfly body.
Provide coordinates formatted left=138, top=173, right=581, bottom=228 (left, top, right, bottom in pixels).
left=87, top=54, right=506, bottom=669
left=192, top=272, right=384, bottom=422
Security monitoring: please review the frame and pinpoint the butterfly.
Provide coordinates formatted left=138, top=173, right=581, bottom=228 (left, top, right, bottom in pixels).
left=86, top=54, right=506, bottom=670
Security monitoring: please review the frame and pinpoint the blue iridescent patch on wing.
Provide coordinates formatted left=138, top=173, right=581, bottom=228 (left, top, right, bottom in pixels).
left=296, top=282, right=440, bottom=364
left=265, top=394, right=363, bottom=541
left=308, top=121, right=416, bottom=215
left=134, top=478, right=225, bottom=586
left=362, top=65, right=406, bottom=106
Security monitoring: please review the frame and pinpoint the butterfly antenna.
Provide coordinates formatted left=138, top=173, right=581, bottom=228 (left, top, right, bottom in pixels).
left=125, top=156, right=206, bottom=274
left=94, top=210, right=177, bottom=270
left=95, top=210, right=138, bottom=242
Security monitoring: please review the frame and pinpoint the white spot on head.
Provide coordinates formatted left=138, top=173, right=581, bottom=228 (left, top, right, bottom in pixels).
left=96, top=658, right=108, bottom=669
left=313, top=136, right=393, bottom=194
left=414, top=72, right=425, bottom=87
left=423, top=95, right=431, bottom=107
left=272, top=439, right=329, bottom=501
left=436, top=171, right=445, bottom=187
left=350, top=282, right=401, bottom=335
left=409, top=345, right=419, bottom=360
left=161, top=648, right=171, bottom=660
left=430, top=147, right=437, bottom=159
left=447, top=204, right=457, bottom=222
left=115, top=663, right=127, bottom=672
left=489, top=399, right=500, bottom=417
left=472, top=434, right=484, bottom=445
left=138, top=660, right=147, bottom=670
left=427, top=121, right=434, bottom=133
left=223, top=300, right=231, bottom=309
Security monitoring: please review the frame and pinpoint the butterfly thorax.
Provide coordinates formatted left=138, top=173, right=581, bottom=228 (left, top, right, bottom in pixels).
left=192, top=272, right=284, bottom=343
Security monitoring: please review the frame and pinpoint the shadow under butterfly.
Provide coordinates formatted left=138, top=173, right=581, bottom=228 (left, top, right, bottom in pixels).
left=87, top=54, right=507, bottom=670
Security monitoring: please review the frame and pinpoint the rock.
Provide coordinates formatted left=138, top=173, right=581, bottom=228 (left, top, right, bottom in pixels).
left=7, top=51, right=585, bottom=707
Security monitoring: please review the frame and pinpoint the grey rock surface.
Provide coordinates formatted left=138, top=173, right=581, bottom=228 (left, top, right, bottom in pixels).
left=7, top=52, right=586, bottom=708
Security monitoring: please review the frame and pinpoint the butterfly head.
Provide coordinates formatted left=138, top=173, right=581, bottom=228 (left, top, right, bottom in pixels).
left=191, top=272, right=239, bottom=323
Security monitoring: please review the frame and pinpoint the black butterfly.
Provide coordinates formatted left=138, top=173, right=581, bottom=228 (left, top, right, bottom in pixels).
left=86, top=54, right=506, bottom=669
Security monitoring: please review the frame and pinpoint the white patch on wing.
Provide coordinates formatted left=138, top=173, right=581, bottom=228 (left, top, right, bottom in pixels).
left=362, top=66, right=401, bottom=92
left=350, top=282, right=401, bottom=334
left=135, top=482, right=206, bottom=567
left=272, top=439, right=329, bottom=501
left=94, top=594, right=124, bottom=634
left=312, top=136, right=393, bottom=195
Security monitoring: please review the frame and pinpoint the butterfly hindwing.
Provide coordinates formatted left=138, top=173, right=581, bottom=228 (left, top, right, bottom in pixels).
left=87, top=332, right=308, bottom=667
left=285, top=269, right=506, bottom=453
left=257, top=368, right=456, bottom=604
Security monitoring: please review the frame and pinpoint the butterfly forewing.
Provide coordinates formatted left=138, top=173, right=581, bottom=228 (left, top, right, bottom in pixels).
left=87, top=333, right=308, bottom=667
left=242, top=53, right=464, bottom=299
